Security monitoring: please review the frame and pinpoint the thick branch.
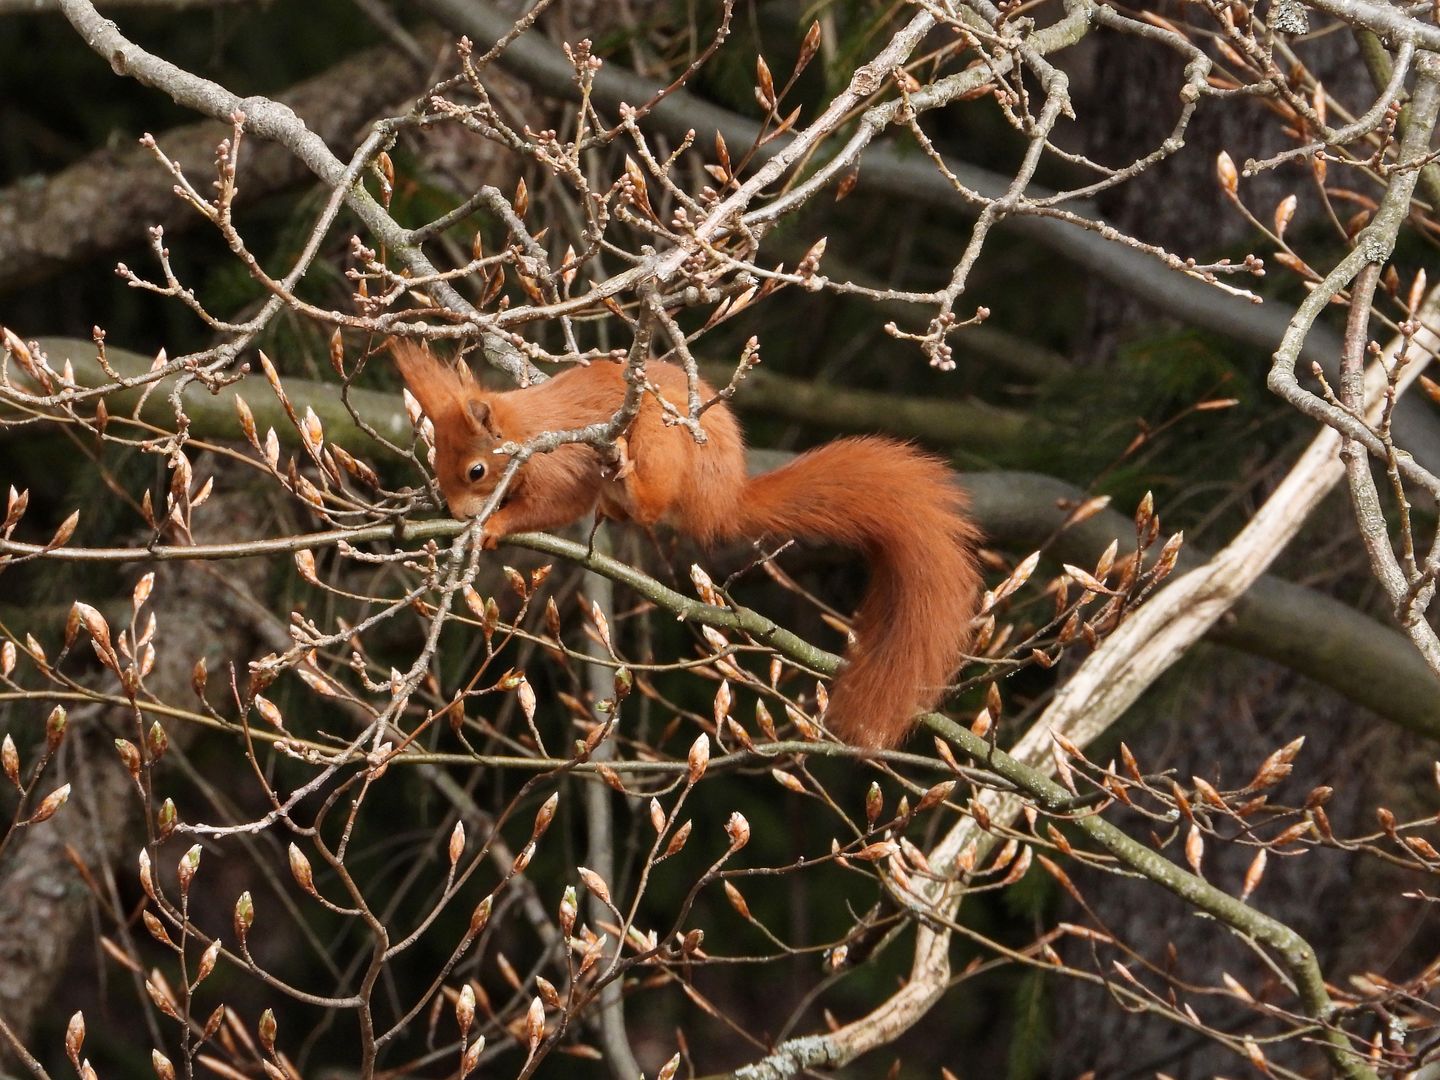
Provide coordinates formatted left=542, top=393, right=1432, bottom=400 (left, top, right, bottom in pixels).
left=15, top=336, right=410, bottom=453
left=53, top=0, right=535, bottom=381
left=13, top=339, right=1440, bottom=740
left=2, top=0, right=253, bottom=13
left=4, top=457, right=1438, bottom=750
left=1305, top=0, right=1440, bottom=50
left=0, top=32, right=442, bottom=293
left=1268, top=50, right=1440, bottom=495
left=733, top=699, right=1375, bottom=1079
left=403, top=0, right=1440, bottom=471
left=697, top=362, right=1029, bottom=450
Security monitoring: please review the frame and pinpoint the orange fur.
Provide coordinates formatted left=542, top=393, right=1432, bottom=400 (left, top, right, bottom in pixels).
left=392, top=341, right=981, bottom=749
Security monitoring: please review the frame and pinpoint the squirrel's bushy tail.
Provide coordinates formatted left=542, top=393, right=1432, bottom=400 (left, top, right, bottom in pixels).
left=726, top=437, right=981, bottom=749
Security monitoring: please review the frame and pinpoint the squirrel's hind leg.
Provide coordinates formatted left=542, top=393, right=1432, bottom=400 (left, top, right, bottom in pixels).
left=611, top=437, right=682, bottom=528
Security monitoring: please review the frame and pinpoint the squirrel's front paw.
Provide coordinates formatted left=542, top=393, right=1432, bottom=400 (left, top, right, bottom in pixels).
left=604, top=434, right=636, bottom=481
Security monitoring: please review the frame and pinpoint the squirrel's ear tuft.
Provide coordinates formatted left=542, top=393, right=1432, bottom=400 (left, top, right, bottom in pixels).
left=390, top=339, right=465, bottom=419
left=466, top=398, right=501, bottom=438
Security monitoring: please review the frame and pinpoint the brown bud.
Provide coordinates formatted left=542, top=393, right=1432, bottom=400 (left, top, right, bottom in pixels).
left=176, top=845, right=201, bottom=894
left=461, top=1037, right=485, bottom=1077
left=577, top=866, right=612, bottom=905
left=535, top=975, right=561, bottom=1010
left=1216, top=151, right=1238, bottom=196
left=1246, top=736, right=1304, bottom=791
left=258, top=1008, right=277, bottom=1054
left=253, top=695, right=284, bottom=729
left=143, top=910, right=173, bottom=947
left=713, top=680, right=732, bottom=726
left=723, top=880, right=751, bottom=920
left=288, top=843, right=316, bottom=895
left=139, top=850, right=156, bottom=901
left=724, top=810, right=750, bottom=850
left=145, top=720, right=168, bottom=761
left=772, top=769, right=805, bottom=794
left=195, top=939, right=221, bottom=985
left=687, top=733, right=710, bottom=783
left=65, top=1011, right=85, bottom=1067
left=1272, top=819, right=1314, bottom=846
left=456, top=983, right=476, bottom=1036
left=558, top=886, right=577, bottom=938
left=468, top=895, right=493, bottom=939
left=29, top=783, right=70, bottom=824
left=797, top=20, right=822, bottom=73
left=1273, top=194, right=1297, bottom=238
left=662, top=820, right=693, bottom=860
left=916, top=780, right=956, bottom=814
left=755, top=700, right=777, bottom=740
left=1409, top=268, right=1429, bottom=315
left=756, top=55, right=776, bottom=109
left=512, top=840, right=534, bottom=874
left=145, top=974, right=181, bottom=1021
left=864, top=782, right=882, bottom=827
left=1, top=734, right=18, bottom=788
left=49, top=511, right=79, bottom=550
left=233, top=891, right=254, bottom=942
left=448, top=821, right=466, bottom=868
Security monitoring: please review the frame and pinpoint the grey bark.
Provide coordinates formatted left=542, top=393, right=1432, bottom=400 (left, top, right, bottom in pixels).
left=0, top=30, right=437, bottom=292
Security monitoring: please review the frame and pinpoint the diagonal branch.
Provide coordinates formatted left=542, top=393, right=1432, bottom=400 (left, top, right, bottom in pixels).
left=54, top=0, right=536, bottom=381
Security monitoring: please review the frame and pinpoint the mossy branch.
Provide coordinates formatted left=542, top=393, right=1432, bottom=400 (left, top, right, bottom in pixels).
left=8, top=338, right=1440, bottom=740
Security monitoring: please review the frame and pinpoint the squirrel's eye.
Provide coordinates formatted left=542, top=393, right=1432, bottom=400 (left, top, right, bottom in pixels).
left=467, top=462, right=487, bottom=483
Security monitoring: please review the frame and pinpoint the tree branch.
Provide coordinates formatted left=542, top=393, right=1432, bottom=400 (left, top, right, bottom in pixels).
left=13, top=337, right=1440, bottom=741
left=407, top=0, right=1440, bottom=471
left=53, top=0, right=536, bottom=381
left=0, top=31, right=442, bottom=293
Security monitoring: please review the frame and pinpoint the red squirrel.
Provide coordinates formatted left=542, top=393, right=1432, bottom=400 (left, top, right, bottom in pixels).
left=393, top=341, right=981, bottom=749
